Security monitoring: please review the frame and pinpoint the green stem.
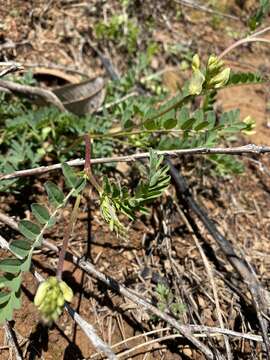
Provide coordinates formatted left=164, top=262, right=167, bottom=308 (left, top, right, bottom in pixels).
left=56, top=194, right=81, bottom=280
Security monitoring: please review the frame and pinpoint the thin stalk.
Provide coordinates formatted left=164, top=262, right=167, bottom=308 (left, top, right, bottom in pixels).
left=56, top=194, right=81, bottom=279
left=84, top=134, right=102, bottom=193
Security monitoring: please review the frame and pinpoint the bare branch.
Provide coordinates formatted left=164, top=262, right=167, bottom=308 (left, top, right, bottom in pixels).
left=1, top=144, right=270, bottom=181
left=176, top=0, right=239, bottom=20
left=0, top=79, right=66, bottom=112
left=0, top=64, right=23, bottom=78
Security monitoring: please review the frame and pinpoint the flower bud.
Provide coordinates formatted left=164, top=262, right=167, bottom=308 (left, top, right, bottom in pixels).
left=57, top=294, right=65, bottom=307
left=48, top=276, right=58, bottom=286
left=209, top=68, right=230, bottom=88
left=34, top=277, right=73, bottom=325
left=192, top=54, right=200, bottom=71
left=34, top=281, right=50, bottom=307
left=189, top=69, right=205, bottom=95
left=59, top=281, right=73, bottom=303
left=207, top=55, right=224, bottom=74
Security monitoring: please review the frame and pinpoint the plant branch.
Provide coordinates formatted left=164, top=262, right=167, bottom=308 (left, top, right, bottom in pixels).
left=219, top=25, right=270, bottom=59
left=1, top=143, right=270, bottom=181
left=84, top=135, right=101, bottom=192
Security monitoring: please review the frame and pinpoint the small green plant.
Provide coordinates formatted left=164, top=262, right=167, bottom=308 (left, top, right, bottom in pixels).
left=100, top=149, right=171, bottom=235
left=94, top=10, right=139, bottom=54
left=248, top=0, right=270, bottom=30
left=155, top=283, right=186, bottom=318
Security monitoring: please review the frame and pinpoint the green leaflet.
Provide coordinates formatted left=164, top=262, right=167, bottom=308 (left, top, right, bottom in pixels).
left=0, top=258, right=23, bottom=274
left=31, top=203, right=51, bottom=224
left=227, top=72, right=263, bottom=86
left=18, top=220, right=40, bottom=241
left=100, top=150, right=170, bottom=234
left=62, top=163, right=79, bottom=189
left=45, top=181, right=65, bottom=207
left=9, top=239, right=32, bottom=258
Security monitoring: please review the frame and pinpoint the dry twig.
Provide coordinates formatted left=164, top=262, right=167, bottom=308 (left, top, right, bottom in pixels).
left=1, top=144, right=270, bottom=181
left=0, top=79, right=66, bottom=112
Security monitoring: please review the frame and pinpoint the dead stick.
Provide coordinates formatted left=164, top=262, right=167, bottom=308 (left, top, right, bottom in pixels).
left=0, top=79, right=66, bottom=112
left=1, top=144, right=270, bottom=181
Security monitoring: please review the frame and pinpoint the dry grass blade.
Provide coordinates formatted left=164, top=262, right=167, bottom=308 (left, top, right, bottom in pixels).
left=175, top=204, right=232, bottom=360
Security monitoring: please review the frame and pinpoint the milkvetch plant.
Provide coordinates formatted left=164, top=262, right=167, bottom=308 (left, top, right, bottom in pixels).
left=0, top=50, right=266, bottom=325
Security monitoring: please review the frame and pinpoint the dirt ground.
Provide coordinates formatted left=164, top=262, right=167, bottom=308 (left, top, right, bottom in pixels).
left=1, top=1, right=270, bottom=359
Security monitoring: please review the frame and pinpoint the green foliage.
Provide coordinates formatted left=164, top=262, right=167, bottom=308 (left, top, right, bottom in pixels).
left=34, top=276, right=73, bottom=324
left=248, top=0, right=270, bottom=30
left=155, top=283, right=186, bottom=318
left=100, top=150, right=170, bottom=235
left=0, top=82, right=113, bottom=192
left=0, top=164, right=86, bottom=324
left=94, top=13, right=139, bottom=54
left=227, top=71, right=264, bottom=86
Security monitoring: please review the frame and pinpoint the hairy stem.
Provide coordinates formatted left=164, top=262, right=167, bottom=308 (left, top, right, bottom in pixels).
left=84, top=134, right=102, bottom=193
left=56, top=194, right=81, bottom=279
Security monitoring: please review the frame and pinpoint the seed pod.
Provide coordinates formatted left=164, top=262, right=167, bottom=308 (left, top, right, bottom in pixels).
left=34, top=281, right=50, bottom=307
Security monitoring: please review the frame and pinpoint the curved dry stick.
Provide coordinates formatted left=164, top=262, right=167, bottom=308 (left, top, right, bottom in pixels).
left=1, top=144, right=270, bottom=181
left=0, top=79, right=66, bottom=112
left=219, top=38, right=270, bottom=60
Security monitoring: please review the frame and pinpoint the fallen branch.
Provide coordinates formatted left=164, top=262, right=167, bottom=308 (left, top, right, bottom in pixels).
left=0, top=79, right=66, bottom=112
left=1, top=143, right=270, bottom=181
